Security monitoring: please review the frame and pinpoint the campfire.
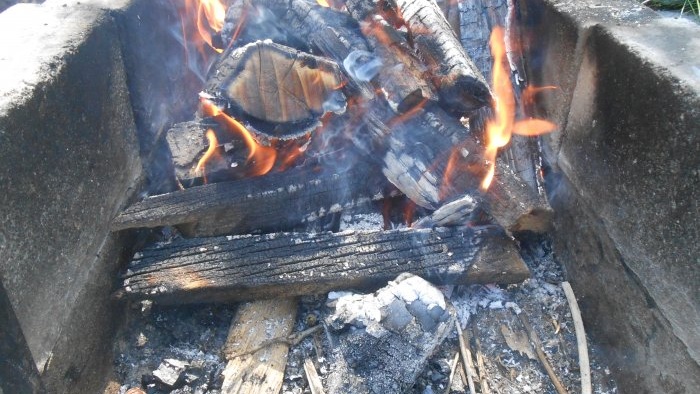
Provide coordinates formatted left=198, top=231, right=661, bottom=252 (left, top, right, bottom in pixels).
left=110, top=0, right=604, bottom=393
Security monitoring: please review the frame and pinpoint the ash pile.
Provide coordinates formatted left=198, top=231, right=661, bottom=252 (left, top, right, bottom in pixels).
left=108, top=0, right=616, bottom=393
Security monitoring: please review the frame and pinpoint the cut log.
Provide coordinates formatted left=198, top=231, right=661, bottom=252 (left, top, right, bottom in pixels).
left=111, top=160, right=390, bottom=237
left=387, top=0, right=492, bottom=115
left=205, top=41, right=346, bottom=140
left=116, top=226, right=530, bottom=304
left=258, top=0, right=375, bottom=100
left=220, top=299, right=298, bottom=393
left=345, top=0, right=436, bottom=112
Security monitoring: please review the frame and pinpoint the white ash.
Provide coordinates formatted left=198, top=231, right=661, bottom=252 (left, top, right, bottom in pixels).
left=339, top=212, right=383, bottom=231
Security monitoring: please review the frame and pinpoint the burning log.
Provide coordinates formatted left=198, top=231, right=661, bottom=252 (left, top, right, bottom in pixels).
left=111, top=161, right=390, bottom=237
left=386, top=0, right=492, bottom=115
left=205, top=40, right=346, bottom=140
left=257, top=0, right=375, bottom=99
left=344, top=0, right=436, bottom=112
left=117, top=227, right=529, bottom=304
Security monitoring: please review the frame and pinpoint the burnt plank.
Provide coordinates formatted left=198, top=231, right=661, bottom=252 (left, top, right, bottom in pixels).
left=387, top=0, right=492, bottom=115
left=118, top=227, right=529, bottom=304
left=111, top=162, right=389, bottom=237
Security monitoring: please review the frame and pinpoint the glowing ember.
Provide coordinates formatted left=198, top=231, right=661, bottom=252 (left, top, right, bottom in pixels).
left=195, top=129, right=220, bottom=183
left=481, top=27, right=557, bottom=191
left=200, top=99, right=277, bottom=176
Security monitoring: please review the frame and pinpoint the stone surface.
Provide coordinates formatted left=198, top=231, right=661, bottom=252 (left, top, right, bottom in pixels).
left=0, top=0, right=142, bottom=392
left=519, top=0, right=699, bottom=392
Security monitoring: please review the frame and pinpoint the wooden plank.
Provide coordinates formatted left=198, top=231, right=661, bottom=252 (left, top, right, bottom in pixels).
left=111, top=161, right=389, bottom=237
left=221, top=299, right=298, bottom=394
left=117, top=227, right=529, bottom=304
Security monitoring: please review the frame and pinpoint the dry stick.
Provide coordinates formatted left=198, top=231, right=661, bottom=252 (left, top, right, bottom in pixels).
left=444, top=352, right=460, bottom=394
left=562, top=282, right=592, bottom=394
left=471, top=326, right=491, bottom=394
left=304, top=358, right=326, bottom=394
left=517, top=312, right=569, bottom=394
left=456, top=323, right=477, bottom=394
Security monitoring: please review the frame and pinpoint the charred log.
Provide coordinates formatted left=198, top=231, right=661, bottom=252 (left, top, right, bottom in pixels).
left=205, top=41, right=346, bottom=140
left=386, top=0, right=492, bottom=115
left=257, top=0, right=375, bottom=100
left=117, top=226, right=529, bottom=304
left=111, top=160, right=391, bottom=237
left=345, top=0, right=436, bottom=112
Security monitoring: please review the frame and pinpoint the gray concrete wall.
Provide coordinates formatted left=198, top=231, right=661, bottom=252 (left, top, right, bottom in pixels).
left=0, top=1, right=142, bottom=392
left=519, top=0, right=699, bottom=392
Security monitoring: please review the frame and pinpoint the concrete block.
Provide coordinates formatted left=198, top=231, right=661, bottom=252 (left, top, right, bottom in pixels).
left=518, top=0, right=656, bottom=166
left=520, top=0, right=700, bottom=391
left=0, top=1, right=142, bottom=392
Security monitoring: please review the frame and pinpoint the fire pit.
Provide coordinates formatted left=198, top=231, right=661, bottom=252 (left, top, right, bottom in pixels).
left=0, top=0, right=697, bottom=393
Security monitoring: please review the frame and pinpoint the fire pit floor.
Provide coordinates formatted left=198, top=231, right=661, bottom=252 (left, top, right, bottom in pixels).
left=108, top=224, right=617, bottom=394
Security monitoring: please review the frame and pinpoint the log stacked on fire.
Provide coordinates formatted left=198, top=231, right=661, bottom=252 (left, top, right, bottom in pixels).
left=113, top=0, right=559, bottom=302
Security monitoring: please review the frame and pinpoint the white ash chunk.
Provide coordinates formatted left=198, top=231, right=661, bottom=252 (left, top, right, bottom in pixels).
left=152, top=358, right=189, bottom=387
left=325, top=273, right=454, bottom=393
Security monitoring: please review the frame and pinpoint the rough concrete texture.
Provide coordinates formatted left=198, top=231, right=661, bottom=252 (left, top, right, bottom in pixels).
left=519, top=0, right=699, bottom=392
left=0, top=0, right=142, bottom=392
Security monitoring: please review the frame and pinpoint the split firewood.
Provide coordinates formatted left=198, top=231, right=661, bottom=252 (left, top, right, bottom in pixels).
left=220, top=299, right=297, bottom=393
left=205, top=41, right=346, bottom=140
left=116, top=226, right=529, bottom=304
left=517, top=311, right=569, bottom=394
left=456, top=323, right=477, bottom=394
left=436, top=0, right=461, bottom=37
left=111, top=159, right=390, bottom=237
left=562, top=282, right=592, bottom=394
left=304, top=358, right=326, bottom=394
left=386, top=0, right=492, bottom=115
left=344, top=0, right=436, bottom=112
left=472, top=326, right=491, bottom=394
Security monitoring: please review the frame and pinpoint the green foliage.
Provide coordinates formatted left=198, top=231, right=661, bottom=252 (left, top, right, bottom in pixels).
left=646, top=0, right=700, bottom=18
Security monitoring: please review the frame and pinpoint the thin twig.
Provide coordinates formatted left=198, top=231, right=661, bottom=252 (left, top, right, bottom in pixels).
left=456, top=323, right=477, bottom=394
left=472, top=325, right=490, bottom=394
left=304, top=358, right=326, bottom=394
left=230, top=325, right=322, bottom=358
left=562, top=282, right=591, bottom=394
left=517, top=311, right=568, bottom=394
left=444, top=352, right=460, bottom=394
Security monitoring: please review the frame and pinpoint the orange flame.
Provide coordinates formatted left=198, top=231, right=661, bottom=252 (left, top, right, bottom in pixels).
left=183, top=0, right=226, bottom=54
left=200, top=99, right=277, bottom=177
left=481, top=27, right=557, bottom=191
left=195, top=129, right=219, bottom=183
left=316, top=0, right=331, bottom=7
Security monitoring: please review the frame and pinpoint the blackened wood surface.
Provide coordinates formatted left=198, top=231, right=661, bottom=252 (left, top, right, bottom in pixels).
left=111, top=163, right=389, bottom=236
left=388, top=0, right=491, bottom=115
left=345, top=0, right=436, bottom=112
left=118, top=227, right=529, bottom=304
left=0, top=276, right=45, bottom=393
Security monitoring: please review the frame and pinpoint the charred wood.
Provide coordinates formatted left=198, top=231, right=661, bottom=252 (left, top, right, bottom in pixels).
left=205, top=41, right=346, bottom=140
left=117, top=227, right=529, bottom=304
left=345, top=0, right=436, bottom=112
left=257, top=0, right=375, bottom=100
left=386, top=0, right=492, bottom=115
left=111, top=160, right=390, bottom=237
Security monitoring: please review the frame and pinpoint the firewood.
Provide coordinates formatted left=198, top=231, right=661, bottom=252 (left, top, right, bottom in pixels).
left=117, top=227, right=529, bottom=304
left=386, top=0, right=492, bottom=115
left=258, top=0, right=375, bottom=100
left=111, top=160, right=390, bottom=237
left=205, top=41, right=346, bottom=139
left=220, top=299, right=298, bottom=393
left=345, top=0, right=436, bottom=112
